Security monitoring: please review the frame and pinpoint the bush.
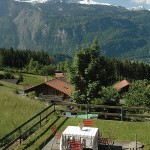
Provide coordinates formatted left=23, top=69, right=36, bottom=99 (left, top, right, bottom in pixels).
left=3, top=72, right=14, bottom=79
left=18, top=73, right=24, bottom=82
left=27, top=91, right=36, bottom=99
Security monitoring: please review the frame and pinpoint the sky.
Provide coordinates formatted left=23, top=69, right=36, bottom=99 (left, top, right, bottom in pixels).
left=97, top=0, right=150, bottom=9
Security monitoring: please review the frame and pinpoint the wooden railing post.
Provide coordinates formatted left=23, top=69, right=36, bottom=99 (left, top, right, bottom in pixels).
left=87, top=103, right=89, bottom=119
left=121, top=107, right=123, bottom=121
left=54, top=103, right=56, bottom=115
left=40, top=114, right=42, bottom=128
left=19, top=128, right=22, bottom=145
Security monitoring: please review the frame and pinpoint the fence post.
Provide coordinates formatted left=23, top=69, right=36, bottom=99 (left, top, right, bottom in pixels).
left=87, top=103, right=88, bottom=119
left=40, top=114, right=42, bottom=128
left=19, top=128, right=22, bottom=145
left=54, top=103, right=56, bottom=115
left=121, top=107, right=123, bottom=121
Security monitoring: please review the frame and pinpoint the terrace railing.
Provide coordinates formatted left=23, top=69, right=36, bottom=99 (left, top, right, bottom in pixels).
left=0, top=104, right=54, bottom=150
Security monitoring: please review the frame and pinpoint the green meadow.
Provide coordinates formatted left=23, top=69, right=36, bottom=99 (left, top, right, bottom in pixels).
left=0, top=73, right=49, bottom=138
left=19, top=73, right=53, bottom=86
left=0, top=86, right=46, bottom=138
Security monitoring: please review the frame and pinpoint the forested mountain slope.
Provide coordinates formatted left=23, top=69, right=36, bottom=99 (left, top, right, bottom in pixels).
left=0, top=0, right=150, bottom=63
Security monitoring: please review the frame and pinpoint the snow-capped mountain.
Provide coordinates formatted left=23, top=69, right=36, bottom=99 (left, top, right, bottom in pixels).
left=128, top=6, right=146, bottom=11
left=77, top=0, right=112, bottom=6
left=13, top=0, right=150, bottom=11
left=14, top=0, right=113, bottom=6
left=14, top=0, right=49, bottom=3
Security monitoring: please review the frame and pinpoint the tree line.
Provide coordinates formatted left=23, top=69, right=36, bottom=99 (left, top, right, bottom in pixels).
left=0, top=48, right=58, bottom=76
left=114, top=59, right=150, bottom=81
left=0, top=48, right=52, bottom=69
left=0, top=46, right=150, bottom=81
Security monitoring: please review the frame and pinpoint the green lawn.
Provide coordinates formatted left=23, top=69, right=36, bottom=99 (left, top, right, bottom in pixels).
left=94, top=119, right=150, bottom=148
left=19, top=73, right=53, bottom=86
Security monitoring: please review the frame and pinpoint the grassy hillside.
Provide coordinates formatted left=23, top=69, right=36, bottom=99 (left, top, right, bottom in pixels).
left=0, top=86, right=46, bottom=138
left=0, top=73, right=52, bottom=138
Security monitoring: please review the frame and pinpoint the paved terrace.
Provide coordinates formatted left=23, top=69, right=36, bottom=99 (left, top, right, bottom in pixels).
left=42, top=137, right=144, bottom=150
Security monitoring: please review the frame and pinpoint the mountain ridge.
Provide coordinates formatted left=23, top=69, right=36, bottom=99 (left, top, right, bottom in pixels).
left=14, top=0, right=115, bottom=6
left=13, top=0, right=150, bottom=11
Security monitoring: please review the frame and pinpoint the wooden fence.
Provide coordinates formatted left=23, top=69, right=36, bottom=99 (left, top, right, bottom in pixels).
left=55, top=102, right=150, bottom=121
left=0, top=104, right=54, bottom=150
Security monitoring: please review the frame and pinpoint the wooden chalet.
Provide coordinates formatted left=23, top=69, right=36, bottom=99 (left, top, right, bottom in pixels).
left=24, top=78, right=74, bottom=102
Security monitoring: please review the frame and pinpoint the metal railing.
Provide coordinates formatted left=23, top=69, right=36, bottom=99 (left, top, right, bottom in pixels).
left=0, top=104, right=54, bottom=150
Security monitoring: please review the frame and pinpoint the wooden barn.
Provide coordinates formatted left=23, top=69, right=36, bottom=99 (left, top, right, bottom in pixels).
left=24, top=78, right=74, bottom=102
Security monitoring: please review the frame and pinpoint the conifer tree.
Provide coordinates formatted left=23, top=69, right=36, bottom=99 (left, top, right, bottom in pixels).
left=70, top=40, right=116, bottom=104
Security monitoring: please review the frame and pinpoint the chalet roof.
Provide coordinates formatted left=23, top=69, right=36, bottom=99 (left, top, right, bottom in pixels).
left=24, top=78, right=74, bottom=96
left=45, top=79, right=74, bottom=96
left=113, top=79, right=130, bottom=91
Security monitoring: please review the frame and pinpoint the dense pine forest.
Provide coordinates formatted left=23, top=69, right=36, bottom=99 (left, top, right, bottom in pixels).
left=0, top=48, right=51, bottom=68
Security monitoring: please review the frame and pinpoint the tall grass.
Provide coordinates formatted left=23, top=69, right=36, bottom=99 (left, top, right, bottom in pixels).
left=0, top=72, right=54, bottom=140
left=0, top=86, right=46, bottom=138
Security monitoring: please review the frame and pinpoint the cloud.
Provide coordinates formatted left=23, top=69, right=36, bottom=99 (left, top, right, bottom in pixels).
left=131, top=0, right=150, bottom=4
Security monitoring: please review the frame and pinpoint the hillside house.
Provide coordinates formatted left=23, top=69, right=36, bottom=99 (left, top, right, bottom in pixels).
left=113, top=79, right=130, bottom=94
left=24, top=78, right=74, bottom=102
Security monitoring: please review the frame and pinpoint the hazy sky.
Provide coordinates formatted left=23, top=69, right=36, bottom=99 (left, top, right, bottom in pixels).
left=97, top=0, right=150, bottom=8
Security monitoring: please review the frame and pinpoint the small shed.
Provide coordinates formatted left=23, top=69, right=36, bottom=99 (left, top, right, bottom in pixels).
left=113, top=79, right=130, bottom=93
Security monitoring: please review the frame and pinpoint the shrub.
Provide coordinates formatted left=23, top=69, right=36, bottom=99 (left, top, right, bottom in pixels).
left=3, top=72, right=14, bottom=79
left=27, top=91, right=36, bottom=99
